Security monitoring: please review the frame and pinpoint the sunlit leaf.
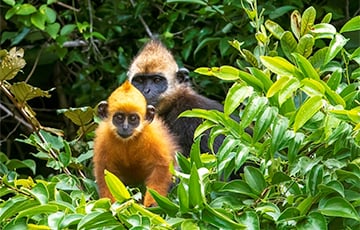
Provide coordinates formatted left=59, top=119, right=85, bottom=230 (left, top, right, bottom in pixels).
left=260, top=56, right=303, bottom=79
left=311, top=23, right=337, bottom=39
left=307, top=164, right=323, bottom=196
left=300, top=6, right=316, bottom=36
left=253, top=106, right=278, bottom=143
left=265, top=19, right=285, bottom=39
left=57, top=107, right=94, bottom=126
left=301, top=78, right=325, bottom=97
left=244, top=166, right=266, bottom=196
left=202, top=205, right=246, bottom=229
left=295, top=34, right=314, bottom=58
left=0, top=47, right=26, bottom=81
left=323, top=33, right=348, bottom=67
left=104, top=170, right=131, bottom=203
left=280, top=31, right=297, bottom=60
left=298, top=212, right=327, bottom=230
left=340, top=15, right=360, bottom=33
left=294, top=95, right=323, bottom=131
left=10, top=82, right=51, bottom=104
left=290, top=10, right=301, bottom=40
left=319, top=197, right=360, bottom=221
left=224, top=83, right=253, bottom=116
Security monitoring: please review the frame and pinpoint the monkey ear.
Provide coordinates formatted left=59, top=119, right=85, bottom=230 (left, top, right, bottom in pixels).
left=145, top=105, right=156, bottom=123
left=176, top=67, right=190, bottom=83
left=97, top=101, right=109, bottom=119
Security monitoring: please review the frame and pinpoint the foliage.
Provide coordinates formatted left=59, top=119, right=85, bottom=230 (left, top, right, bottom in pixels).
left=1, top=0, right=360, bottom=229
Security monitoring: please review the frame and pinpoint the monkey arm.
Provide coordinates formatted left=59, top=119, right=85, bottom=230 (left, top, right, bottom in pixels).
left=143, top=164, right=173, bottom=207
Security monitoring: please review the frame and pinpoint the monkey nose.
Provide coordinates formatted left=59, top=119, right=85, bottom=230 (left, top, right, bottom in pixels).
left=144, top=88, right=151, bottom=94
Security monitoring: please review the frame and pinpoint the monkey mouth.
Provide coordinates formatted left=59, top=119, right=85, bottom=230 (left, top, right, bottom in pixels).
left=117, top=131, right=133, bottom=139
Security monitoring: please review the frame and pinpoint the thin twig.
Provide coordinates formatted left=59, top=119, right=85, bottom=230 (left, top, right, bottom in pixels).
left=55, top=1, right=80, bottom=12
left=0, top=103, right=33, bottom=130
left=129, top=0, right=154, bottom=39
left=25, top=46, right=43, bottom=83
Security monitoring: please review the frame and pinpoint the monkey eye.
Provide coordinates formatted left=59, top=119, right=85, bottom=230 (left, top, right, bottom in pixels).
left=128, top=114, right=140, bottom=125
left=153, top=76, right=163, bottom=83
left=132, top=76, right=144, bottom=84
left=113, top=113, right=125, bottom=124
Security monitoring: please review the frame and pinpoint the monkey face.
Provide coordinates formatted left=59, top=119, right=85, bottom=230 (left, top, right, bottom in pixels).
left=132, top=73, right=168, bottom=106
left=112, top=112, right=140, bottom=138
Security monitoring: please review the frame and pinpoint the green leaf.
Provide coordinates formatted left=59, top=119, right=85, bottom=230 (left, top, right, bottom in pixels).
left=190, top=137, right=203, bottom=168
left=3, top=0, right=15, bottom=6
left=253, top=107, right=278, bottom=143
left=265, top=20, right=285, bottom=39
left=326, top=70, right=342, bottom=90
left=319, top=197, right=360, bottom=221
left=293, top=95, right=323, bottom=131
left=321, top=13, right=332, bottom=23
left=10, top=82, right=51, bottom=104
left=238, top=69, right=264, bottom=91
left=46, top=23, right=60, bottom=39
left=104, top=169, right=131, bottom=203
left=240, top=96, right=268, bottom=129
left=301, top=6, right=316, bottom=36
left=16, top=4, right=37, bottom=15
left=202, top=205, right=246, bottom=229
left=290, top=10, right=301, bottom=40
left=280, top=31, right=297, bottom=60
left=77, top=211, right=120, bottom=229
left=311, top=23, right=337, bottom=39
left=298, top=212, right=327, bottom=230
left=278, top=77, right=301, bottom=105
left=166, top=0, right=207, bottom=5
left=6, top=159, right=36, bottom=174
left=301, top=78, right=325, bottom=97
left=270, top=117, right=288, bottom=156
left=244, top=166, right=266, bottom=196
left=295, top=34, right=315, bottom=58
left=242, top=49, right=258, bottom=67
left=237, top=211, right=260, bottom=230
left=60, top=24, right=76, bottom=36
left=43, top=5, right=56, bottom=23
left=292, top=53, right=320, bottom=80
left=0, top=197, right=38, bottom=222
left=194, top=66, right=239, bottom=80
left=323, top=33, right=348, bottom=67
left=221, top=180, right=258, bottom=198
left=0, top=48, right=26, bottom=81
left=247, top=67, right=273, bottom=92
left=260, top=56, right=303, bottom=79
left=177, top=180, right=189, bottom=213
left=16, top=204, right=58, bottom=219
left=148, top=189, right=179, bottom=217
left=277, top=207, right=300, bottom=221
left=267, top=75, right=291, bottom=98
left=224, top=83, right=253, bottom=116
left=307, top=164, right=323, bottom=196
left=340, top=15, right=360, bottom=33
left=57, top=106, right=94, bottom=126
left=31, top=11, right=46, bottom=30
left=189, top=164, right=205, bottom=209
left=28, top=182, right=49, bottom=204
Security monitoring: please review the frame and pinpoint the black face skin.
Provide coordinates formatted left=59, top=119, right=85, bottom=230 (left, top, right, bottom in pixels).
left=131, top=73, right=168, bottom=106
left=97, top=101, right=156, bottom=139
left=112, top=112, right=140, bottom=138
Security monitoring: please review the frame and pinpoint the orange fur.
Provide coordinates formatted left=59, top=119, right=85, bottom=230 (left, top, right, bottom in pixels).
left=93, top=81, right=178, bottom=207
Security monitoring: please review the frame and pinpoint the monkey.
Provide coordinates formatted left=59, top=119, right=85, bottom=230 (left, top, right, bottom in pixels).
left=127, top=40, right=228, bottom=157
left=93, top=80, right=178, bottom=207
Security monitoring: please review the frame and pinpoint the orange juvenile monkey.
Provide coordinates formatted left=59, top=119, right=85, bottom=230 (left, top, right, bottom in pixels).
left=93, top=80, right=178, bottom=207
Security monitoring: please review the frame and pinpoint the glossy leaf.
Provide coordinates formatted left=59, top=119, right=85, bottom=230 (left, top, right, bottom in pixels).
left=57, top=107, right=94, bottom=126
left=319, top=197, right=360, bottom=221
left=247, top=67, right=273, bottom=92
left=237, top=211, right=260, bottom=230
left=295, top=34, right=314, bottom=58
left=253, top=106, right=278, bottom=143
left=293, top=96, right=323, bottom=131
left=311, top=23, right=337, bottom=39
left=148, top=189, right=179, bottom=217
left=0, top=47, right=26, bottom=81
left=267, top=75, right=291, bottom=98
left=270, top=117, right=289, bottom=155
left=242, top=49, right=258, bottom=67
left=189, top=164, right=205, bottom=209
left=10, top=82, right=51, bottom=104
left=340, top=15, right=360, bottom=33
left=292, top=53, right=320, bottom=80
left=260, top=56, right=303, bottom=79
left=244, top=166, right=266, bottom=196
left=300, top=6, right=316, bottom=36
left=290, top=10, right=301, bottom=40
left=323, top=34, right=348, bottom=67
left=104, top=169, right=131, bottom=203
left=240, top=96, right=268, bottom=129
left=221, top=180, right=258, bottom=198
left=278, top=77, right=300, bottom=105
left=280, top=31, right=297, bottom=60
left=301, top=78, right=325, bottom=97
left=224, top=83, right=253, bottom=116
left=307, top=164, right=323, bottom=196
left=326, top=70, right=342, bottom=90
left=16, top=204, right=58, bottom=219
left=265, top=19, right=285, bottom=39
left=297, top=212, right=327, bottom=230
left=202, top=205, right=246, bottom=229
